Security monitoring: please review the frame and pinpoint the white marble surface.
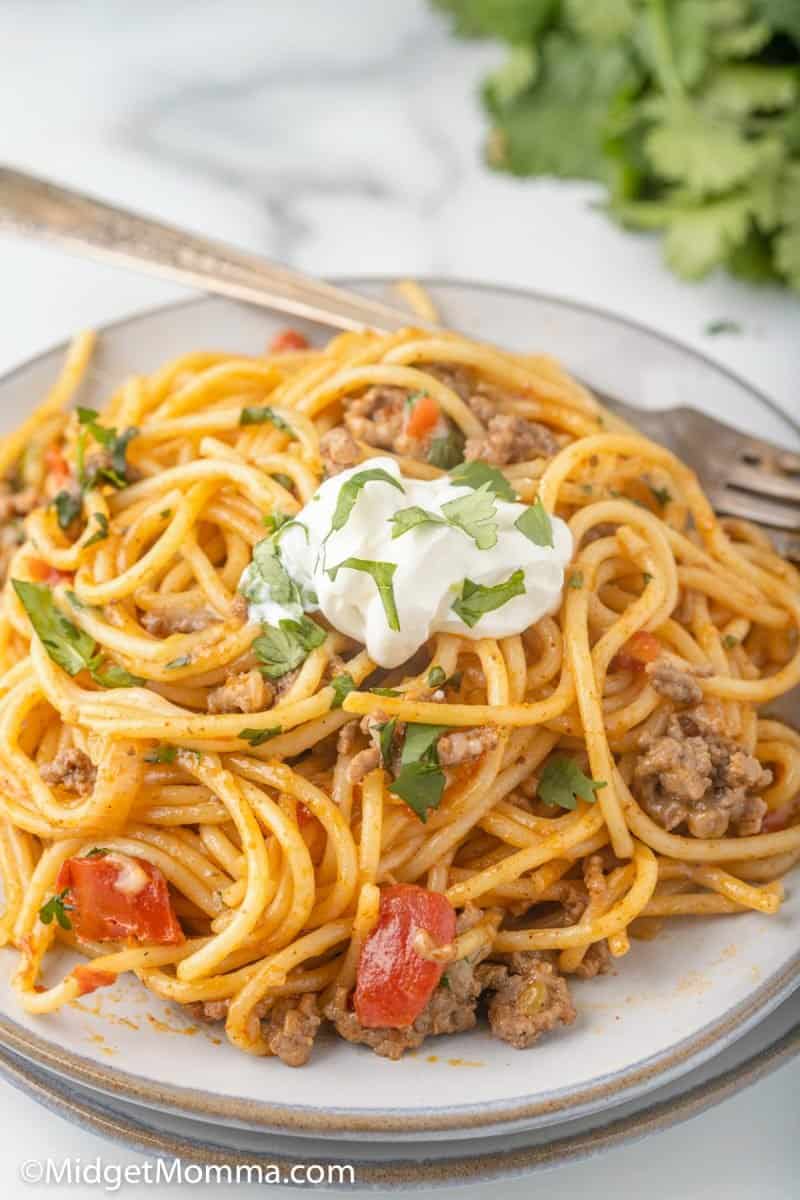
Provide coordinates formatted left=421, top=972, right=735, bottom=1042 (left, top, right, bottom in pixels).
left=0, top=1, right=796, bottom=1196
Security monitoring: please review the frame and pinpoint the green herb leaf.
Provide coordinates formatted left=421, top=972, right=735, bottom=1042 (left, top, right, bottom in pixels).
left=240, top=406, right=294, bottom=435
left=239, top=538, right=309, bottom=611
left=400, top=722, right=451, bottom=768
left=390, top=505, right=446, bottom=539
left=427, top=665, right=447, bottom=688
left=53, top=490, right=81, bottom=532
left=13, top=580, right=98, bottom=676
left=370, top=686, right=402, bottom=697
left=514, top=497, right=553, bottom=548
left=84, top=512, right=109, bottom=548
left=144, top=744, right=178, bottom=764
left=568, top=572, right=584, bottom=589
left=239, top=726, right=282, bottom=746
left=451, top=569, right=525, bottom=628
left=83, top=847, right=109, bottom=858
left=327, top=558, right=400, bottom=631
left=647, top=483, right=672, bottom=507
left=38, top=888, right=74, bottom=931
left=262, top=511, right=292, bottom=534
left=253, top=615, right=326, bottom=679
left=389, top=760, right=446, bottom=822
left=329, top=468, right=405, bottom=537
left=538, top=756, right=607, bottom=811
left=427, top=428, right=466, bottom=469
left=165, top=655, right=191, bottom=670
left=90, top=663, right=145, bottom=688
left=273, top=473, right=295, bottom=492
left=441, top=482, right=498, bottom=549
left=723, top=634, right=739, bottom=649
left=77, top=410, right=138, bottom=490
left=378, top=717, right=397, bottom=767
left=330, top=672, right=356, bottom=709
left=449, top=460, right=516, bottom=500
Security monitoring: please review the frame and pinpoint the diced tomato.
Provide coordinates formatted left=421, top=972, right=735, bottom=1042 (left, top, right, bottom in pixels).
left=56, top=853, right=184, bottom=946
left=611, top=630, right=662, bottom=673
left=268, top=329, right=309, bottom=353
left=354, top=884, right=456, bottom=1029
left=28, top=559, right=74, bottom=586
left=404, top=393, right=441, bottom=441
left=71, top=965, right=116, bottom=996
left=44, top=442, right=71, bottom=486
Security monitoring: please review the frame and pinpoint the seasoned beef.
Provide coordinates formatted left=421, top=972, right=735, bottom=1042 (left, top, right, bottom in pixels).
left=320, top=426, right=361, bottom=477
left=464, top=415, right=558, bottom=466
left=437, top=727, right=499, bottom=767
left=40, top=748, right=96, bottom=796
left=646, top=657, right=707, bottom=706
left=0, top=484, right=38, bottom=521
left=635, top=708, right=772, bottom=838
left=207, top=669, right=274, bottom=714
left=140, top=608, right=217, bottom=637
left=572, top=940, right=613, bottom=980
left=265, top=994, right=321, bottom=1068
left=477, top=953, right=576, bottom=1049
left=343, top=386, right=407, bottom=451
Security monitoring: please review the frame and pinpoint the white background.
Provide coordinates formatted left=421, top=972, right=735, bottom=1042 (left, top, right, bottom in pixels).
left=0, top=1, right=797, bottom=1196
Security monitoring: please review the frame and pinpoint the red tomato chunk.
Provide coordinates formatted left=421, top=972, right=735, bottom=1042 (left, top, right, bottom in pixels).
left=57, top=853, right=184, bottom=946
left=354, top=884, right=456, bottom=1029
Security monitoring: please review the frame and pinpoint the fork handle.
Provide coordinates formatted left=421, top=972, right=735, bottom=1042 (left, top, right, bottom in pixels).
left=0, top=166, right=424, bottom=335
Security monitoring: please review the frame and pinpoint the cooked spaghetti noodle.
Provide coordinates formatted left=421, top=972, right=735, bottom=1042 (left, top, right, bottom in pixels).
left=0, top=313, right=798, bottom=1065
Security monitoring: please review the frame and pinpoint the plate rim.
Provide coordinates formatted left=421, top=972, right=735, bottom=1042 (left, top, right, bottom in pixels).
left=0, top=279, right=797, bottom=1138
left=0, top=1011, right=797, bottom=1190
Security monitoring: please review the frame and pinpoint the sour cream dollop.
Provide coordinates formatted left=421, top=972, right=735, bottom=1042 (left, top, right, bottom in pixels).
left=241, top=458, right=573, bottom=669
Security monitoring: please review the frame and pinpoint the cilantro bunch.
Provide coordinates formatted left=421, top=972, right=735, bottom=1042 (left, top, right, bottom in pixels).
left=434, top=0, right=800, bottom=289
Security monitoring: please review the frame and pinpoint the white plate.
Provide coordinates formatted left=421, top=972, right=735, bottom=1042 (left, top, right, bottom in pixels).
left=0, top=991, right=797, bottom=1190
left=0, top=282, right=797, bottom=1142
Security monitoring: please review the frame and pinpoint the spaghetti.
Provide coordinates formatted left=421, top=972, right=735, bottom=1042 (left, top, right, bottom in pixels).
left=0, top=315, right=798, bottom=1066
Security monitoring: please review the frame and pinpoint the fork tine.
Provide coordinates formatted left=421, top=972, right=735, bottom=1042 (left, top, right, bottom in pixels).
left=727, top=463, right=800, bottom=504
left=708, top=486, right=800, bottom=531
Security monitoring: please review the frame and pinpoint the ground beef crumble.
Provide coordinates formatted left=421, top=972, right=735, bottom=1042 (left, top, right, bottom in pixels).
left=477, top=952, right=576, bottom=1049
left=40, top=748, right=96, bottom=796
left=140, top=608, right=218, bottom=637
left=320, top=426, right=361, bottom=477
left=464, top=414, right=558, bottom=466
left=207, top=669, right=274, bottom=714
left=646, top=656, right=709, bottom=706
left=187, top=995, right=320, bottom=1067
left=635, top=707, right=772, bottom=838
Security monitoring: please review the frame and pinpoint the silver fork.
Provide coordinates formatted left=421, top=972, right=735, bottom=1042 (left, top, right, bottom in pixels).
left=0, top=166, right=797, bottom=560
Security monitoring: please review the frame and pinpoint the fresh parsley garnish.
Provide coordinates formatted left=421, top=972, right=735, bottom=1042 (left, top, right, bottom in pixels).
left=449, top=460, right=516, bottom=500
left=378, top=717, right=397, bottom=767
left=327, top=557, right=400, bottom=631
left=568, top=572, right=584, bottom=589
left=84, top=512, right=109, bottom=548
left=538, top=757, right=607, bottom=811
left=38, top=888, right=74, bottom=930
left=391, top=483, right=498, bottom=550
left=426, top=666, right=462, bottom=691
left=647, top=483, right=672, bottom=508
left=370, top=686, right=402, bottom=697
left=427, top=666, right=447, bottom=688
left=330, top=672, right=356, bottom=709
left=239, top=726, right=282, bottom=746
left=273, top=472, right=295, bottom=492
left=12, top=581, right=144, bottom=688
left=165, top=655, right=191, bottom=669
left=53, top=490, right=81, bottom=532
left=144, top=744, right=178, bottom=764
left=723, top=634, right=739, bottom=649
left=253, top=615, right=326, bottom=679
left=388, top=722, right=452, bottom=822
left=427, top=428, right=465, bottom=469
left=240, top=406, right=294, bottom=435
left=262, top=511, right=292, bottom=535
left=239, top=538, right=312, bottom=611
left=77, top=408, right=138, bottom=490
left=514, top=498, right=553, bottom=548
left=329, top=468, right=405, bottom=537
left=451, top=569, right=525, bottom=628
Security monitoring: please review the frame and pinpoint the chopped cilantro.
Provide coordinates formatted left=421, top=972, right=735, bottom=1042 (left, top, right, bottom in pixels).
left=451, top=569, right=525, bottom=628
left=514, top=498, right=553, bottom=548
left=84, top=512, right=109, bottom=548
left=538, top=756, right=607, bottom=811
left=647, top=483, right=672, bottom=508
left=329, top=468, right=405, bottom=537
left=38, top=888, right=74, bottom=931
left=253, top=615, right=326, bottom=679
left=449, top=460, right=516, bottom=500
left=239, top=726, right=282, bottom=746
left=568, top=572, right=584, bottom=589
left=53, top=490, right=81, bottom=532
left=327, top=558, right=400, bottom=631
left=239, top=406, right=294, bottom=435
left=330, top=672, right=356, bottom=709
left=144, top=744, right=178, bottom=764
